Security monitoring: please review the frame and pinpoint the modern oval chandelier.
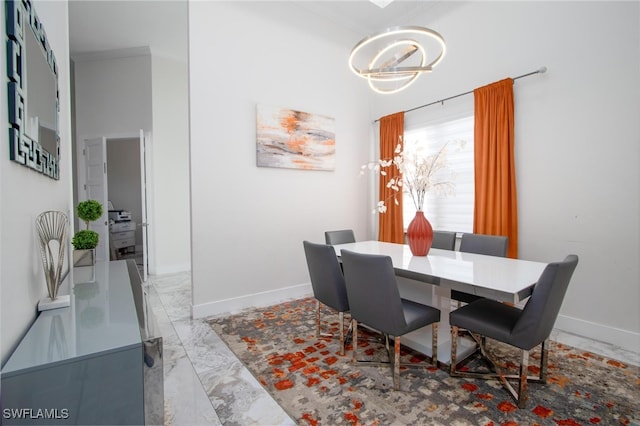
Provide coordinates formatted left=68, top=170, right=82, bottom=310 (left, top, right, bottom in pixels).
left=348, top=26, right=446, bottom=94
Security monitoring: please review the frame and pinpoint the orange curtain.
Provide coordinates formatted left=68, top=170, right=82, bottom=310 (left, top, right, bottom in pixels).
left=473, top=79, right=518, bottom=258
left=378, top=112, right=405, bottom=243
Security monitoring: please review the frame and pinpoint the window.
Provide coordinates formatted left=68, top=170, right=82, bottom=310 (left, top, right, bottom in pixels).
left=403, top=115, right=474, bottom=233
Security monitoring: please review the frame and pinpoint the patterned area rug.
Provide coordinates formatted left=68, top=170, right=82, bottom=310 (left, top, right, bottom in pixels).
left=208, top=297, right=639, bottom=425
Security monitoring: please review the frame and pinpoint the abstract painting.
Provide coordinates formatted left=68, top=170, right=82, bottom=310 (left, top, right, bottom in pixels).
left=256, top=104, right=335, bottom=171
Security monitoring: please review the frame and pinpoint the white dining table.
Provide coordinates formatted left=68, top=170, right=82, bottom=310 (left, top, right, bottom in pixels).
left=332, top=240, right=549, bottom=363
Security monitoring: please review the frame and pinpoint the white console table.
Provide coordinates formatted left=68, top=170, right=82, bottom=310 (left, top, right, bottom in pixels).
left=1, top=260, right=162, bottom=425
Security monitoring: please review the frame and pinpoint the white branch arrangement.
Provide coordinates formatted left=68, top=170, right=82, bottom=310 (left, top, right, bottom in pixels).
left=361, top=137, right=466, bottom=213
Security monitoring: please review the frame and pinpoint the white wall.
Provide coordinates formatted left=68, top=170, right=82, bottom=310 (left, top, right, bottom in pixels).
left=151, top=55, right=191, bottom=274
left=370, top=1, right=640, bottom=351
left=74, top=54, right=152, bottom=137
left=1, top=0, right=74, bottom=364
left=189, top=1, right=373, bottom=316
left=73, top=54, right=152, bottom=263
left=189, top=1, right=639, bottom=352
left=73, top=52, right=192, bottom=275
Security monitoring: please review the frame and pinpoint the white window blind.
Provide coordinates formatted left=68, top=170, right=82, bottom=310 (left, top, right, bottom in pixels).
left=403, top=115, right=474, bottom=233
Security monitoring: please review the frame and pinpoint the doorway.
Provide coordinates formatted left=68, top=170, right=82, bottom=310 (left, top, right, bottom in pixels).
left=107, top=137, right=143, bottom=270
left=77, top=132, right=151, bottom=281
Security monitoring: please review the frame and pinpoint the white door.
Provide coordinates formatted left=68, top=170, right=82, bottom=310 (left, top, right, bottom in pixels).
left=84, top=137, right=109, bottom=261
left=139, top=130, right=150, bottom=281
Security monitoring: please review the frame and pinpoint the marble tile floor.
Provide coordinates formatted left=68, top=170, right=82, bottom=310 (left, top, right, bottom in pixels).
left=146, top=271, right=294, bottom=426
left=146, top=271, right=639, bottom=426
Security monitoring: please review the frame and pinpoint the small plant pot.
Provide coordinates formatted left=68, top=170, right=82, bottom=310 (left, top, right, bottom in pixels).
left=73, top=249, right=96, bottom=267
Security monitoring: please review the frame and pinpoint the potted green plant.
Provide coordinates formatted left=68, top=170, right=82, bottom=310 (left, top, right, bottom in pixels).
left=72, top=199, right=103, bottom=266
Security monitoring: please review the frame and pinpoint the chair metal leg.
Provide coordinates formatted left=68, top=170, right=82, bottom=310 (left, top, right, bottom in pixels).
left=350, top=323, right=438, bottom=391
left=393, top=337, right=401, bottom=391
left=517, top=349, right=529, bottom=408
left=338, top=311, right=345, bottom=356
left=432, top=323, right=438, bottom=365
left=316, top=299, right=351, bottom=356
left=449, top=327, right=549, bottom=409
left=351, top=319, right=358, bottom=364
left=450, top=326, right=459, bottom=375
left=539, top=339, right=549, bottom=382
left=315, top=299, right=321, bottom=339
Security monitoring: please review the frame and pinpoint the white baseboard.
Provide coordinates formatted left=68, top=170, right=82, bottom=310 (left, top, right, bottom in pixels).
left=554, top=313, right=640, bottom=354
left=192, top=283, right=313, bottom=319
left=152, top=262, right=191, bottom=275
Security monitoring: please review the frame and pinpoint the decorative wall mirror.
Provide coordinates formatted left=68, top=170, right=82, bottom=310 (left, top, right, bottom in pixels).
left=5, top=0, right=60, bottom=179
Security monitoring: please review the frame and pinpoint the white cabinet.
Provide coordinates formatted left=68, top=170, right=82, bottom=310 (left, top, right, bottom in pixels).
left=110, top=220, right=136, bottom=258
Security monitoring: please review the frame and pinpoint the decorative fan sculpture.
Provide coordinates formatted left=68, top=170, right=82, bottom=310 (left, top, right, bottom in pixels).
left=35, top=211, right=68, bottom=300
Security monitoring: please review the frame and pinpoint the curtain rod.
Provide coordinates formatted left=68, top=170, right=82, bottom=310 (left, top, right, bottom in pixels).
left=374, top=66, right=547, bottom=123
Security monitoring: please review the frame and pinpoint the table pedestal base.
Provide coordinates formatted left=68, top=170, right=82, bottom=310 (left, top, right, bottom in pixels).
left=396, top=276, right=477, bottom=364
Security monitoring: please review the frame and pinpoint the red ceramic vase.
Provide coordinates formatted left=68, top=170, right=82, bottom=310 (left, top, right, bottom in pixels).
left=407, top=210, right=434, bottom=256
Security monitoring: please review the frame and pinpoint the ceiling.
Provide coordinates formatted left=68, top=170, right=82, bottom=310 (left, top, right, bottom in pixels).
left=68, top=1, right=450, bottom=61
left=293, top=1, right=445, bottom=34
left=68, top=0, right=188, bottom=61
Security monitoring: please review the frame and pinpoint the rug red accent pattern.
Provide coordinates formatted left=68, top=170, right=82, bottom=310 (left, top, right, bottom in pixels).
left=208, top=297, right=639, bottom=425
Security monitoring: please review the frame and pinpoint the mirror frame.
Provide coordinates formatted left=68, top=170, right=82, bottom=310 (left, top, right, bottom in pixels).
left=5, top=0, right=60, bottom=179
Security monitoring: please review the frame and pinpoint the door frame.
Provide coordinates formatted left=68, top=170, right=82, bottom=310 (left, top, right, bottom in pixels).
left=81, top=136, right=109, bottom=262
left=75, top=131, right=153, bottom=276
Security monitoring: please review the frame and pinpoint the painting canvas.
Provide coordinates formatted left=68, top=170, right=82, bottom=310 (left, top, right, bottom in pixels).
left=256, top=104, right=335, bottom=171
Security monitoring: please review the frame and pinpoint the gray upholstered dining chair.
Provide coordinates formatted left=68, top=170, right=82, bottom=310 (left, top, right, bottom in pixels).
left=303, top=240, right=350, bottom=355
left=324, top=229, right=356, bottom=245
left=451, top=233, right=508, bottom=304
left=340, top=249, right=440, bottom=391
left=459, top=232, right=508, bottom=257
left=449, top=254, right=579, bottom=408
left=431, top=230, right=457, bottom=250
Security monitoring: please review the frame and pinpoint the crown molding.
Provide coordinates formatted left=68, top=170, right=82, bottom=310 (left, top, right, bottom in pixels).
left=71, top=46, right=151, bottom=63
